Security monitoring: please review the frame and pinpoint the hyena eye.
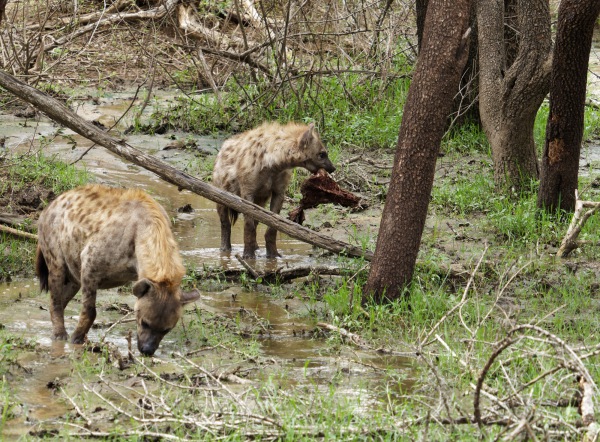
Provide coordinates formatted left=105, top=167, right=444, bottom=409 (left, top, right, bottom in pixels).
left=318, top=152, right=328, bottom=159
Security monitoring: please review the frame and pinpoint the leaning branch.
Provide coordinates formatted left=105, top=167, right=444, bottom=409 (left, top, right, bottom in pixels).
left=0, top=69, right=373, bottom=261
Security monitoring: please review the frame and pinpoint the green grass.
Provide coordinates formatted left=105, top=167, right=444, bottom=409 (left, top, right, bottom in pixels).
left=6, top=62, right=600, bottom=441
left=3, top=151, right=90, bottom=196
left=139, top=74, right=411, bottom=152
left=0, top=151, right=90, bottom=281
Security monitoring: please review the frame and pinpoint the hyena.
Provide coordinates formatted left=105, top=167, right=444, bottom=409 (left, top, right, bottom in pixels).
left=212, top=121, right=336, bottom=259
left=36, top=184, right=200, bottom=356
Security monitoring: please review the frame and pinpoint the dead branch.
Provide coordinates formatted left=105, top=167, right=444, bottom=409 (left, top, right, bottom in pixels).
left=580, top=377, right=596, bottom=427
left=0, top=212, right=34, bottom=230
left=316, top=322, right=370, bottom=349
left=557, top=193, right=600, bottom=257
left=0, top=69, right=373, bottom=261
left=36, top=0, right=180, bottom=59
left=177, top=5, right=249, bottom=50
left=0, top=223, right=37, bottom=240
left=177, top=5, right=273, bottom=77
left=240, top=0, right=265, bottom=28
left=234, top=253, right=260, bottom=279
left=196, top=264, right=349, bottom=283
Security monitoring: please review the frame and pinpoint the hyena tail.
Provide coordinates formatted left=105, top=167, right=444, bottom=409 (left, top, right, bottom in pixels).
left=35, top=245, right=49, bottom=292
left=228, top=208, right=239, bottom=226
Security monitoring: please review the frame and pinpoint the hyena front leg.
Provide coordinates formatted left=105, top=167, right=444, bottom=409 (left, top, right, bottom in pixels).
left=217, top=204, right=232, bottom=252
left=243, top=214, right=259, bottom=259
left=265, top=192, right=285, bottom=258
left=71, top=280, right=98, bottom=345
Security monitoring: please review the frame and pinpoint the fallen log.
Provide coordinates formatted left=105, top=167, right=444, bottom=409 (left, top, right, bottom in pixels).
left=206, top=263, right=348, bottom=283
left=0, top=69, right=373, bottom=261
left=0, top=212, right=34, bottom=231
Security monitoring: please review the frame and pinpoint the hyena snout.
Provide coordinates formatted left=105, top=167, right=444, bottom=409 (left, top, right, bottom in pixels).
left=137, top=327, right=168, bottom=356
left=322, top=158, right=336, bottom=173
left=308, top=152, right=336, bottom=174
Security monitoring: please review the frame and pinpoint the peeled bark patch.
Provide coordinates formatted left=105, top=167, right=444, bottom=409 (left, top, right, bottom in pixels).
left=289, top=169, right=361, bottom=225
left=548, top=138, right=566, bottom=165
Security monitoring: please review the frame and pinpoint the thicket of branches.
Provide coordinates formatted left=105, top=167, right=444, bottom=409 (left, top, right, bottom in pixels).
left=0, top=0, right=415, bottom=126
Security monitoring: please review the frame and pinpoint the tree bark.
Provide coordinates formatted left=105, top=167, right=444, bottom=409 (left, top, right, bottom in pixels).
left=363, top=0, right=471, bottom=302
left=537, top=0, right=600, bottom=212
left=418, top=0, right=479, bottom=127
left=477, top=0, right=552, bottom=192
left=415, top=0, right=428, bottom=51
left=0, top=69, right=372, bottom=261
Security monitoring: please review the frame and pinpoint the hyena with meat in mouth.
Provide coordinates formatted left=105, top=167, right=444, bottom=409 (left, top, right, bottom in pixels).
left=212, top=122, right=336, bottom=259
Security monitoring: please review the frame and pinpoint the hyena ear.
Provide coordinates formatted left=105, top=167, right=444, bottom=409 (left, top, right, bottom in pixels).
left=133, top=279, right=154, bottom=298
left=299, top=123, right=316, bottom=149
left=180, top=289, right=201, bottom=305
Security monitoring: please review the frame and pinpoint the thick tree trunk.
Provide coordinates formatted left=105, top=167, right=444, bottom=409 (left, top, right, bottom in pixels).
left=537, top=0, right=600, bottom=212
left=477, top=0, right=552, bottom=192
left=0, top=69, right=372, bottom=261
left=363, top=0, right=471, bottom=302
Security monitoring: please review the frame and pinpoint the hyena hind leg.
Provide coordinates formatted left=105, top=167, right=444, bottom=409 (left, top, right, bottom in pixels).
left=217, top=204, right=232, bottom=252
left=48, top=274, right=80, bottom=341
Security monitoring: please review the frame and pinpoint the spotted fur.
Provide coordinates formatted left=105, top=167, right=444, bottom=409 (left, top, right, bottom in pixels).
left=36, top=184, right=199, bottom=356
left=212, top=121, right=336, bottom=259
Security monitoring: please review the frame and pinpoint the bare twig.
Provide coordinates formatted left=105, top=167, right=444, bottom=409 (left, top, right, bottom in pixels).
left=557, top=192, right=600, bottom=257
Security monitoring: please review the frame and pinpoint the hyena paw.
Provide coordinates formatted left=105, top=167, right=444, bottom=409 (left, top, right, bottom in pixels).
left=266, top=250, right=281, bottom=259
left=70, top=334, right=87, bottom=345
left=53, top=331, right=69, bottom=341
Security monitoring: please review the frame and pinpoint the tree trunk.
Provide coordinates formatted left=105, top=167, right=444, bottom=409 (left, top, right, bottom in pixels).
left=537, top=0, right=600, bottom=212
left=477, top=0, right=552, bottom=192
left=417, top=0, right=479, bottom=128
left=451, top=3, right=479, bottom=127
left=363, top=0, right=471, bottom=302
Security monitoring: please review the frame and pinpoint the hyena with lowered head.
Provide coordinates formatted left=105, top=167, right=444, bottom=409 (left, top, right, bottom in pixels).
left=36, top=184, right=200, bottom=356
left=212, top=121, right=336, bottom=259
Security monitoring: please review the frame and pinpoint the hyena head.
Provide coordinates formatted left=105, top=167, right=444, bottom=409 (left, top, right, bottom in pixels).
left=298, top=123, right=336, bottom=174
left=132, top=279, right=200, bottom=356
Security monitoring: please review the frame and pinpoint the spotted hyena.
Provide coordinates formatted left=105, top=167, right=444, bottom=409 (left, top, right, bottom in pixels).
left=212, top=121, right=336, bottom=259
left=36, top=184, right=200, bottom=356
